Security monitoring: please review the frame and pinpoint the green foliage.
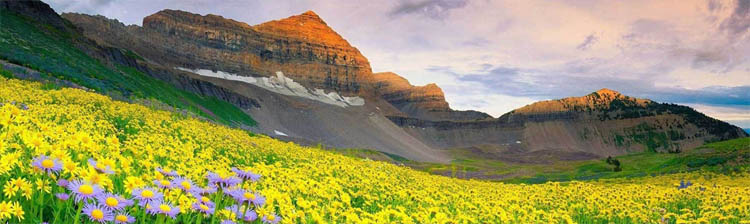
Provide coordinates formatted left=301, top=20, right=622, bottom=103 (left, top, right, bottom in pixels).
left=686, top=156, right=728, bottom=168
left=503, top=137, right=750, bottom=184
left=0, top=67, right=14, bottom=78
left=0, top=9, right=255, bottom=127
left=595, top=95, right=745, bottom=142
left=606, top=156, right=622, bottom=172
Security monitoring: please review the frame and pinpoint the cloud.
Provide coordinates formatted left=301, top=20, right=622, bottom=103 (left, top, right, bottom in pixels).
left=650, top=86, right=750, bottom=106
left=450, top=62, right=750, bottom=109
left=47, top=0, right=115, bottom=15
left=576, top=33, right=599, bottom=50
left=720, top=0, right=750, bottom=37
left=686, top=104, right=750, bottom=128
left=707, top=0, right=723, bottom=12
left=388, top=0, right=469, bottom=20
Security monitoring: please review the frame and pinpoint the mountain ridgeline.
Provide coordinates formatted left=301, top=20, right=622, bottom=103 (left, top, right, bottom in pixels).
left=2, top=0, right=747, bottom=164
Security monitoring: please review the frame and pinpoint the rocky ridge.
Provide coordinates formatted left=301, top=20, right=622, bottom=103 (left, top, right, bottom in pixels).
left=62, top=10, right=479, bottom=121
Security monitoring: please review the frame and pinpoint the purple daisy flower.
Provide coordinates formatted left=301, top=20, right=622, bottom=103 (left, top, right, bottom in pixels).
left=202, top=185, right=218, bottom=194
left=261, top=213, right=281, bottom=224
left=96, top=193, right=132, bottom=211
left=131, top=187, right=163, bottom=206
left=231, top=167, right=261, bottom=182
left=189, top=185, right=218, bottom=199
left=55, top=193, right=70, bottom=201
left=206, top=172, right=241, bottom=188
left=67, top=180, right=103, bottom=203
left=229, top=189, right=265, bottom=207
left=153, top=179, right=173, bottom=189
left=146, top=200, right=180, bottom=218
left=82, top=203, right=114, bottom=223
left=32, top=155, right=62, bottom=174
left=56, top=179, right=69, bottom=188
left=114, top=212, right=136, bottom=224
left=220, top=220, right=236, bottom=224
left=88, top=158, right=114, bottom=174
left=173, top=177, right=195, bottom=191
left=191, top=194, right=215, bottom=207
left=226, top=204, right=258, bottom=222
left=156, top=167, right=179, bottom=177
left=243, top=210, right=258, bottom=222
left=191, top=202, right=214, bottom=215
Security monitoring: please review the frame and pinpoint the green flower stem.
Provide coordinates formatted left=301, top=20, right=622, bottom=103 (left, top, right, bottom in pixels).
left=38, top=192, right=44, bottom=221
left=140, top=207, right=147, bottom=224
left=211, top=189, right=224, bottom=224
left=72, top=202, right=83, bottom=224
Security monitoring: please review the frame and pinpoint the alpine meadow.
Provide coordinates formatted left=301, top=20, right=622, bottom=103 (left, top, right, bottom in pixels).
left=1, top=0, right=750, bottom=223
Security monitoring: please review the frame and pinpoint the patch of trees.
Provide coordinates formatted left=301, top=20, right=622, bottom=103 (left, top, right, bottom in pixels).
left=606, top=156, right=622, bottom=172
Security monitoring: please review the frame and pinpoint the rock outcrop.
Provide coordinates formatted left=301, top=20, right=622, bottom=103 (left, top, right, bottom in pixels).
left=392, top=89, right=748, bottom=162
left=372, top=72, right=490, bottom=121
left=513, top=88, right=651, bottom=114
left=64, top=9, right=372, bottom=94
left=63, top=11, right=492, bottom=121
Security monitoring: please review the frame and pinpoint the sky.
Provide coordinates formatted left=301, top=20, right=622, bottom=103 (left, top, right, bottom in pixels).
left=48, top=0, right=750, bottom=128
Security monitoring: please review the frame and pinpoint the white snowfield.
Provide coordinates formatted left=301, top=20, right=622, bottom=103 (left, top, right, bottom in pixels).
left=176, top=67, right=365, bottom=107
left=273, top=130, right=289, bottom=136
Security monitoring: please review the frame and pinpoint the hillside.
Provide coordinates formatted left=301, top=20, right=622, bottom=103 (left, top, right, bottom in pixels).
left=2, top=76, right=750, bottom=223
left=63, top=9, right=747, bottom=164
left=3, top=0, right=747, bottom=166
left=0, top=1, right=255, bottom=128
left=392, top=89, right=747, bottom=164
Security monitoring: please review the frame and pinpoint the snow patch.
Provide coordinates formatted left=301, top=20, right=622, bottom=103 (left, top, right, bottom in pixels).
left=176, top=67, right=364, bottom=107
left=274, top=130, right=288, bottom=136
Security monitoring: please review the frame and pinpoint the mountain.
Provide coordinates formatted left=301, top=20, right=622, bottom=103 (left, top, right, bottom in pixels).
left=2, top=1, right=747, bottom=165
left=390, top=88, right=747, bottom=162
left=371, top=72, right=491, bottom=121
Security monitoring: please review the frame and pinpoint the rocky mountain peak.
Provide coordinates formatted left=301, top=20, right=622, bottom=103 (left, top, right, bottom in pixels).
left=513, top=89, right=651, bottom=114
left=143, top=9, right=254, bottom=31
left=301, top=10, right=321, bottom=19
left=592, top=88, right=621, bottom=97
left=253, top=10, right=351, bottom=47
left=373, top=72, right=448, bottom=110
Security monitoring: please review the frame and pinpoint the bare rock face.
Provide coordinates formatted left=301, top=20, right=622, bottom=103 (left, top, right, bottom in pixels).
left=63, top=11, right=489, bottom=121
left=64, top=10, right=372, bottom=94
left=373, top=72, right=448, bottom=111
left=513, top=88, right=652, bottom=114
left=372, top=72, right=490, bottom=121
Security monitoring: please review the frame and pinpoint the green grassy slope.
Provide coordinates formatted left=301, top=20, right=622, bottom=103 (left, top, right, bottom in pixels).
left=347, top=137, right=750, bottom=183
left=0, top=8, right=255, bottom=127
left=502, top=137, right=750, bottom=183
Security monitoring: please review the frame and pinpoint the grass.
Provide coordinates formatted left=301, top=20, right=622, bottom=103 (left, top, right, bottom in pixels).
left=337, top=137, right=750, bottom=184
left=0, top=8, right=255, bottom=127
left=502, top=137, right=750, bottom=183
